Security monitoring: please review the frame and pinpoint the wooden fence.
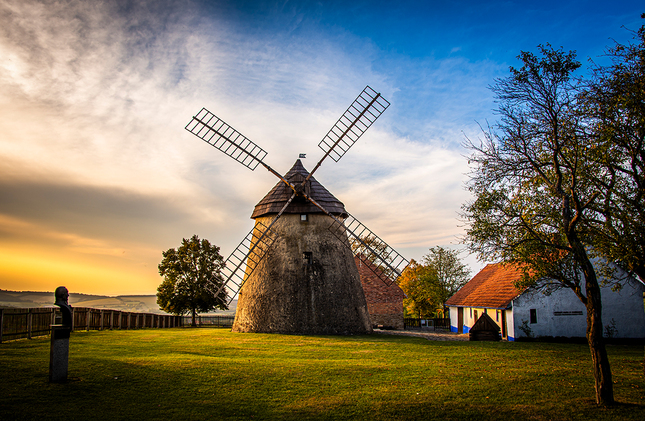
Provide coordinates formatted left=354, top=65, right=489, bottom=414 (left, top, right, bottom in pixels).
left=0, top=307, right=183, bottom=343
left=404, top=318, right=450, bottom=330
left=182, top=315, right=235, bottom=327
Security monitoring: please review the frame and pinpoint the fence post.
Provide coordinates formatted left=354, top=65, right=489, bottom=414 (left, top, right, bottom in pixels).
left=27, top=308, right=33, bottom=339
left=0, top=308, right=4, bottom=343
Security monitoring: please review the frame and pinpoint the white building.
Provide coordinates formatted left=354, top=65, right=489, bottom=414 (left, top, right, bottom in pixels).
left=445, top=263, right=645, bottom=341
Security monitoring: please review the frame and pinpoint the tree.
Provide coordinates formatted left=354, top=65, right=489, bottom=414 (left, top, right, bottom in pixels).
left=157, top=235, right=228, bottom=327
left=398, top=247, right=470, bottom=319
left=398, top=259, right=440, bottom=318
left=421, top=246, right=470, bottom=317
left=462, top=45, right=615, bottom=404
left=582, top=16, right=645, bottom=283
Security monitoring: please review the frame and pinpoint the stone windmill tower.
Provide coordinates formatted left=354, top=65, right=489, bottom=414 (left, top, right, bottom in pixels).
left=185, top=86, right=409, bottom=334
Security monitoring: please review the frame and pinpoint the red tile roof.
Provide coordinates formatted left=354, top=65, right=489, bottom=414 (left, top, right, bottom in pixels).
left=445, top=263, right=527, bottom=309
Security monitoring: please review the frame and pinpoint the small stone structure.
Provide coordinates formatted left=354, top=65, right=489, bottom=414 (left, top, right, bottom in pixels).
left=468, top=312, right=501, bottom=341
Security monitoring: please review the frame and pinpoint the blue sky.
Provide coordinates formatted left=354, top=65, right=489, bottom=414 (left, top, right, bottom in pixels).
left=0, top=0, right=642, bottom=295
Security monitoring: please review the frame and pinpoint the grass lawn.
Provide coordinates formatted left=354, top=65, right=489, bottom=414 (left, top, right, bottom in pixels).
left=0, top=328, right=643, bottom=420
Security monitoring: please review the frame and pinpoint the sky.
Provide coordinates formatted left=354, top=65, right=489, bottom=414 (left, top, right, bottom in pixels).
left=0, top=0, right=642, bottom=296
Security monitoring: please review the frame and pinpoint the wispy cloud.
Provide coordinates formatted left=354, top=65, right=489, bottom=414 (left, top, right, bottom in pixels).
left=0, top=0, right=511, bottom=293
left=3, top=0, right=636, bottom=293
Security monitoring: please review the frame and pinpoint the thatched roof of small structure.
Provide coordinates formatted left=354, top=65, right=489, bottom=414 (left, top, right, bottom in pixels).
left=251, top=159, right=347, bottom=218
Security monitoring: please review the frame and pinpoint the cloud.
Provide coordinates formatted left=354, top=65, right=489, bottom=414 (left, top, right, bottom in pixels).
left=0, top=0, right=509, bottom=293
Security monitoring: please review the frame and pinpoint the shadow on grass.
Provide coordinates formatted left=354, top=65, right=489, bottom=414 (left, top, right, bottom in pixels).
left=1, top=330, right=644, bottom=421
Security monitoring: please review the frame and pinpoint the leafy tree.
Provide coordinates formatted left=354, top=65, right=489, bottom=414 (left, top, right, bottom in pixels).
left=421, top=246, right=470, bottom=317
left=157, top=235, right=228, bottom=327
left=398, top=259, right=440, bottom=318
left=462, top=45, right=615, bottom=404
left=582, top=16, right=645, bottom=283
left=398, top=247, right=470, bottom=319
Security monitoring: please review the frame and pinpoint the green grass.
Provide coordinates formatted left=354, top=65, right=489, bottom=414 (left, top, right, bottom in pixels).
left=0, top=329, right=643, bottom=420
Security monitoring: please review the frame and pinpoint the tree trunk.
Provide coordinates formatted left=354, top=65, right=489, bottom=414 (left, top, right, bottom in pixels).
left=584, top=267, right=614, bottom=405
left=191, top=308, right=197, bottom=327
left=568, top=227, right=615, bottom=405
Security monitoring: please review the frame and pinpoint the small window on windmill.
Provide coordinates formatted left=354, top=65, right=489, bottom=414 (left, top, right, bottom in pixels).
left=303, top=252, right=313, bottom=266
left=300, top=214, right=308, bottom=222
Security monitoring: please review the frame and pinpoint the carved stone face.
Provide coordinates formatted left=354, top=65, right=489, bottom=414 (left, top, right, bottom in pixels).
left=54, top=286, right=69, bottom=305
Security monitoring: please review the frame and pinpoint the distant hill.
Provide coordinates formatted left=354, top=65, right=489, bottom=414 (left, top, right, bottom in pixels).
left=0, top=289, right=236, bottom=315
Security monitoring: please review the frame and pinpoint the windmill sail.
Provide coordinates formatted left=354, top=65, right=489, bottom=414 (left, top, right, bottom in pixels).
left=328, top=213, right=409, bottom=286
left=304, top=85, right=390, bottom=185
left=185, top=85, right=409, bottom=321
left=216, top=220, right=278, bottom=305
left=185, top=108, right=268, bottom=170
left=317, top=86, right=390, bottom=163
left=212, top=192, right=297, bottom=306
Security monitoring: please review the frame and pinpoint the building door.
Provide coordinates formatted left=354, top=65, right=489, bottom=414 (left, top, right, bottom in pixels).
left=501, top=311, right=507, bottom=339
left=458, top=307, right=464, bottom=333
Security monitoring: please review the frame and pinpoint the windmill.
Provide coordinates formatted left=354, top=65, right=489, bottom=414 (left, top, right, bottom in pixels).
left=185, top=86, right=409, bottom=334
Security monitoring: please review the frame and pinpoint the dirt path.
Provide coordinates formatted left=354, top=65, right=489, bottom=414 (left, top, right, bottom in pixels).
left=374, top=328, right=469, bottom=341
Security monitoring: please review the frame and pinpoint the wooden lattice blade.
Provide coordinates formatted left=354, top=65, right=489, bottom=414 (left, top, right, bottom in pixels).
left=212, top=192, right=296, bottom=306
left=185, top=108, right=268, bottom=171
left=215, top=220, right=279, bottom=306
left=317, top=86, right=390, bottom=163
left=328, top=212, right=409, bottom=286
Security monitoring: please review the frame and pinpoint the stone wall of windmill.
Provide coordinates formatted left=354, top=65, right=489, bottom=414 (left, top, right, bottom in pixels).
left=355, top=256, right=405, bottom=329
left=232, top=213, right=372, bottom=334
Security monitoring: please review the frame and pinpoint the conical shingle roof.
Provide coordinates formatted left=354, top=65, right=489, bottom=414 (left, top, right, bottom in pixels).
left=251, top=159, right=347, bottom=218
